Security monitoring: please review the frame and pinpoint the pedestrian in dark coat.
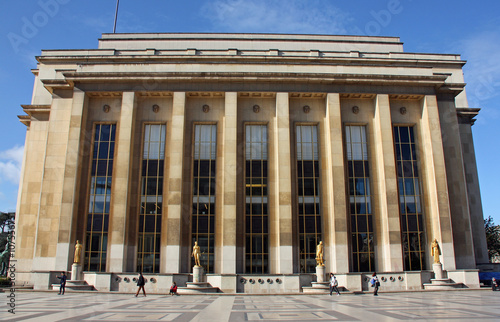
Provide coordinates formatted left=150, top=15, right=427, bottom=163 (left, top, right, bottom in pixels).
left=135, top=272, right=146, bottom=297
left=57, top=272, right=67, bottom=295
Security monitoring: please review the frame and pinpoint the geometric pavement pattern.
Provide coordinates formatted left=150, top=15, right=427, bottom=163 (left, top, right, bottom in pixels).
left=2, top=290, right=500, bottom=321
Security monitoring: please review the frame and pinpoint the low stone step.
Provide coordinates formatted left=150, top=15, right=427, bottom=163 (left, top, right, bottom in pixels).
left=51, top=280, right=95, bottom=291
left=177, top=286, right=219, bottom=294
left=302, top=285, right=346, bottom=294
left=423, top=279, right=464, bottom=290
left=185, top=282, right=212, bottom=288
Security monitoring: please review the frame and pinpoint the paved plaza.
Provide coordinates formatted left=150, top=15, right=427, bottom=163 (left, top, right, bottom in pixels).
left=2, top=290, right=500, bottom=321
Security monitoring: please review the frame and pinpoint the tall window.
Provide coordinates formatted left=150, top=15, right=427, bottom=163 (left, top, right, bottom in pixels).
left=296, top=125, right=321, bottom=273
left=394, top=126, right=425, bottom=271
left=245, top=125, right=269, bottom=273
left=345, top=125, right=374, bottom=272
left=192, top=124, right=216, bottom=273
left=85, top=124, right=116, bottom=272
left=137, top=124, right=166, bottom=273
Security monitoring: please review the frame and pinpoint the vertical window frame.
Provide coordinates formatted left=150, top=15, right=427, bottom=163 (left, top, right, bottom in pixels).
left=295, top=123, right=322, bottom=274
left=393, top=124, right=426, bottom=271
left=244, top=123, right=269, bottom=274
left=136, top=123, right=166, bottom=273
left=191, top=122, right=217, bottom=273
left=84, top=123, right=116, bottom=272
left=344, top=123, right=375, bottom=272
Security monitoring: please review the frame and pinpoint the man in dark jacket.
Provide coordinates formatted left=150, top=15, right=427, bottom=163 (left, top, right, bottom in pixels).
left=135, top=272, right=146, bottom=297
left=57, top=272, right=67, bottom=295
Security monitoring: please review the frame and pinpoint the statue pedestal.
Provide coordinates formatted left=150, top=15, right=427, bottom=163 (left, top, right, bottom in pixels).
left=71, top=263, right=82, bottom=281
left=193, top=266, right=204, bottom=283
left=433, top=263, right=444, bottom=280
left=315, top=265, right=325, bottom=283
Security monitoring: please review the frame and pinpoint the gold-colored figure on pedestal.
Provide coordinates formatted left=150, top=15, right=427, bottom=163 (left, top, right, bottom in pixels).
left=316, top=241, right=324, bottom=266
left=74, top=240, right=82, bottom=264
left=192, top=241, right=201, bottom=267
left=431, top=238, right=441, bottom=264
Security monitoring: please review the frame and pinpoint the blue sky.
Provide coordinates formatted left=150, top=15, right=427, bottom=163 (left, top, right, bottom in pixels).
left=1, top=0, right=499, bottom=224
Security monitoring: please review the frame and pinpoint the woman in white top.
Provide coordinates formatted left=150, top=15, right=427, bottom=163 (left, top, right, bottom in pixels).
left=329, top=273, right=340, bottom=296
left=371, top=272, right=380, bottom=296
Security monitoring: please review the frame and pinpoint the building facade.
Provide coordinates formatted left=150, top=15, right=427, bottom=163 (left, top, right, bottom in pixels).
left=15, top=33, right=487, bottom=293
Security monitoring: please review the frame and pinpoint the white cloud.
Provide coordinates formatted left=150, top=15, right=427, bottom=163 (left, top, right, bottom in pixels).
left=455, top=31, right=500, bottom=115
left=0, top=145, right=24, bottom=185
left=201, top=0, right=350, bottom=34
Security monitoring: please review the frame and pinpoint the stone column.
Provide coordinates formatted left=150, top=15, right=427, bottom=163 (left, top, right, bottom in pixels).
left=164, top=92, right=186, bottom=273
left=108, top=92, right=136, bottom=272
left=275, top=93, right=293, bottom=274
left=33, top=96, right=73, bottom=271
left=324, top=93, right=349, bottom=273
left=219, top=92, right=237, bottom=274
left=457, top=109, right=488, bottom=265
left=55, top=89, right=87, bottom=271
left=419, top=95, right=456, bottom=271
left=372, top=94, right=403, bottom=272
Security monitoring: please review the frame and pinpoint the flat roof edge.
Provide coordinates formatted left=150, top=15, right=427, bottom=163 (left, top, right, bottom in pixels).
left=99, top=32, right=402, bottom=43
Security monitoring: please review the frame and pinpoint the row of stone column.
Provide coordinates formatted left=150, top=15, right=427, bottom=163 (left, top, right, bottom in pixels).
left=52, top=91, right=459, bottom=274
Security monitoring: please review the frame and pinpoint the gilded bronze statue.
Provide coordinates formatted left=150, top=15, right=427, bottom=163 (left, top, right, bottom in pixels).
left=316, top=241, right=324, bottom=266
left=431, top=238, right=441, bottom=264
left=74, top=240, right=83, bottom=264
left=192, top=241, right=201, bottom=267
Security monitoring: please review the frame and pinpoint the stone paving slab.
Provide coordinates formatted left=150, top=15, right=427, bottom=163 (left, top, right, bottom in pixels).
left=2, top=290, right=500, bottom=321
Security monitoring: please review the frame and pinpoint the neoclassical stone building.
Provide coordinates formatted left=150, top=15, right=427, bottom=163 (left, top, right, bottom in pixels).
left=15, top=33, right=487, bottom=293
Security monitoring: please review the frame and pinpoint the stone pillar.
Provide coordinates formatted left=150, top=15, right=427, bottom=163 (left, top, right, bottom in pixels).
left=164, top=92, right=186, bottom=273
left=55, top=89, right=87, bottom=271
left=373, top=94, right=403, bottom=272
left=420, top=95, right=456, bottom=271
left=16, top=107, right=49, bottom=274
left=33, top=96, right=73, bottom=271
left=275, top=93, right=293, bottom=274
left=456, top=109, right=488, bottom=265
left=324, top=93, right=349, bottom=273
left=219, top=92, right=237, bottom=274
left=108, top=92, right=136, bottom=272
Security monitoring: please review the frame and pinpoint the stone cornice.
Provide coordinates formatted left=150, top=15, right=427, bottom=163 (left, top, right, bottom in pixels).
left=457, top=107, right=480, bottom=126
left=38, top=71, right=461, bottom=96
left=58, top=71, right=450, bottom=86
left=18, top=105, right=51, bottom=127
left=36, top=52, right=466, bottom=68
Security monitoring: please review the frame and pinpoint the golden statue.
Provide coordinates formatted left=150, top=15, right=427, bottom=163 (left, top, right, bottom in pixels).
left=431, top=238, right=441, bottom=264
left=74, top=240, right=83, bottom=264
left=316, top=241, right=324, bottom=266
left=192, top=241, right=201, bottom=267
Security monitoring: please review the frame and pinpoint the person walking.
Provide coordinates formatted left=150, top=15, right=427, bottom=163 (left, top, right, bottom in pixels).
left=57, top=271, right=67, bottom=295
left=329, top=273, right=340, bottom=296
left=135, top=272, right=146, bottom=297
left=370, top=272, right=380, bottom=296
